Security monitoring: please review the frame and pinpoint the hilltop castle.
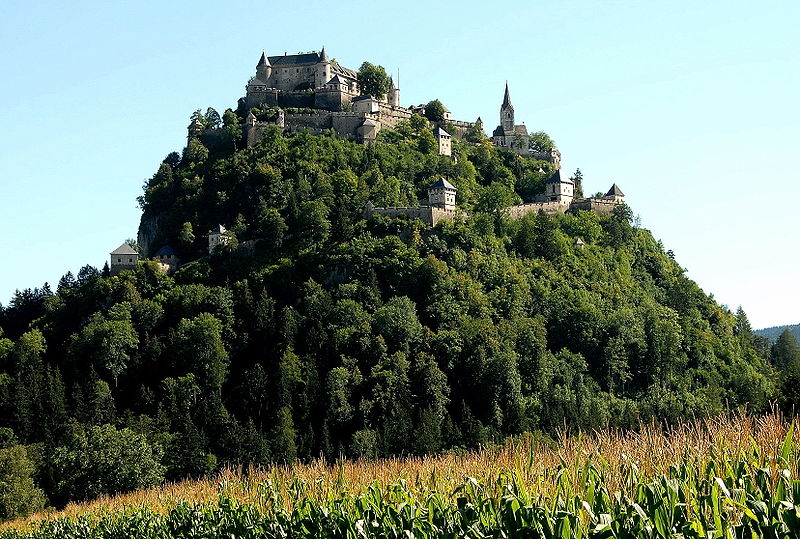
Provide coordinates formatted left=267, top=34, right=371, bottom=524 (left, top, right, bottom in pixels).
left=121, top=48, right=627, bottom=275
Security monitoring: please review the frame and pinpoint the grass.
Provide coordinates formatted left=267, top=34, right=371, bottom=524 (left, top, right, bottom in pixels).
left=2, top=410, right=798, bottom=537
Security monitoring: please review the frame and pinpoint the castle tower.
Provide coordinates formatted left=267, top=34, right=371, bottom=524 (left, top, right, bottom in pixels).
left=256, top=52, right=271, bottom=82
left=604, top=184, right=625, bottom=203
left=501, top=82, right=515, bottom=133
left=545, top=170, right=574, bottom=204
left=388, top=77, right=400, bottom=106
left=433, top=126, right=452, bottom=157
left=428, top=178, right=457, bottom=210
left=110, top=242, right=139, bottom=276
left=316, top=48, right=331, bottom=86
left=208, top=224, right=231, bottom=254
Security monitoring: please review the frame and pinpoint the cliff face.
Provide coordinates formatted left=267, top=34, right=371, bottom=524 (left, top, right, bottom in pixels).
left=137, top=212, right=160, bottom=257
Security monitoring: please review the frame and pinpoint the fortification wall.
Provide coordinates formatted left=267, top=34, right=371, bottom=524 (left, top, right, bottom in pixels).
left=505, top=201, right=570, bottom=219
left=430, top=207, right=467, bottom=226
left=284, top=112, right=333, bottom=132
left=369, top=206, right=434, bottom=225
left=332, top=114, right=371, bottom=136
left=277, top=91, right=315, bottom=109
left=568, top=198, right=619, bottom=216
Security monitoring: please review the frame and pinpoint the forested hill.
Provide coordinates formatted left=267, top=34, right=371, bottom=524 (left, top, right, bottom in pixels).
left=756, top=324, right=800, bottom=344
left=0, top=107, right=789, bottom=518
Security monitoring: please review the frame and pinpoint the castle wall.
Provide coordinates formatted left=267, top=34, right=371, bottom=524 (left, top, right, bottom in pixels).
left=284, top=112, right=333, bottom=132
left=568, top=198, right=619, bottom=216
left=504, top=201, right=571, bottom=219
left=367, top=206, right=466, bottom=226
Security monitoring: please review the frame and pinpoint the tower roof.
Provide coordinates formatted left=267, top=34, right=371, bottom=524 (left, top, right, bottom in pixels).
left=429, top=178, right=456, bottom=190
left=210, top=224, right=227, bottom=235
left=605, top=183, right=625, bottom=196
left=502, top=82, right=513, bottom=109
left=110, top=243, right=138, bottom=256
left=433, top=126, right=450, bottom=137
left=545, top=170, right=574, bottom=185
left=320, top=46, right=328, bottom=61
left=257, top=51, right=270, bottom=67
left=154, top=245, right=177, bottom=257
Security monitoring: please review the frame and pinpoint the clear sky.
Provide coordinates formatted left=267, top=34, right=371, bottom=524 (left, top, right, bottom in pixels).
left=0, top=0, right=797, bottom=329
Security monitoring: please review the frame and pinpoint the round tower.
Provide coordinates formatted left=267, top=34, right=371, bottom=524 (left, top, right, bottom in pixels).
left=256, top=52, right=271, bottom=82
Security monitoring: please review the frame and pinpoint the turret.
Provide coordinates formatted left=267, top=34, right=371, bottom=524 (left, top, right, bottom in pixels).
left=256, top=52, right=271, bottom=82
left=545, top=170, right=574, bottom=203
left=604, top=184, right=625, bottom=203
left=320, top=46, right=328, bottom=61
left=500, top=82, right=515, bottom=133
left=428, top=178, right=457, bottom=210
left=388, top=77, right=400, bottom=106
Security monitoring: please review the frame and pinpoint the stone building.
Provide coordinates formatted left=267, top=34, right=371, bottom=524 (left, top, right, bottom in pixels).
left=544, top=169, right=574, bottom=203
left=245, top=49, right=360, bottom=111
left=433, top=126, right=452, bottom=157
left=153, top=245, right=180, bottom=274
left=208, top=224, right=231, bottom=253
left=110, top=243, right=139, bottom=276
left=366, top=178, right=465, bottom=226
left=492, top=83, right=529, bottom=156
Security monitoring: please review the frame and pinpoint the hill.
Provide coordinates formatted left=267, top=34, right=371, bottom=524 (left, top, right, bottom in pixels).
left=0, top=104, right=782, bottom=519
left=756, top=323, right=800, bottom=344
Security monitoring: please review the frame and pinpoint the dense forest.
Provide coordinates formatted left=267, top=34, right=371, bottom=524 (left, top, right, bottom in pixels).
left=0, top=105, right=796, bottom=521
left=756, top=323, right=800, bottom=344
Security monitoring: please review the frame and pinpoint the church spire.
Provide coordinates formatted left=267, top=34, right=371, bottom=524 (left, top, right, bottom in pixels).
left=502, top=81, right=512, bottom=109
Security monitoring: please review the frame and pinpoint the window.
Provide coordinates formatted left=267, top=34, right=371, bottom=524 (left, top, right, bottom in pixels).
left=128, top=258, right=132, bottom=263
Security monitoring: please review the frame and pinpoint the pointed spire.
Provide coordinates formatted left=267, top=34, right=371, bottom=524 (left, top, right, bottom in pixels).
left=257, top=51, right=270, bottom=67
left=502, top=81, right=512, bottom=109
left=390, top=77, right=397, bottom=90
left=320, top=46, right=328, bottom=61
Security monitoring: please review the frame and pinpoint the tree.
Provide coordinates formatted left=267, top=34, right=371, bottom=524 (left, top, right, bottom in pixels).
left=173, top=313, right=229, bottom=396
left=179, top=222, right=195, bottom=250
left=466, top=118, right=486, bottom=143
left=570, top=168, right=584, bottom=198
left=0, top=445, right=46, bottom=522
left=51, top=423, right=164, bottom=504
left=357, top=62, right=391, bottom=99
left=773, top=329, right=800, bottom=372
left=424, top=99, right=447, bottom=123
left=204, top=107, right=221, bottom=129
left=528, top=131, right=556, bottom=153
left=222, top=109, right=242, bottom=152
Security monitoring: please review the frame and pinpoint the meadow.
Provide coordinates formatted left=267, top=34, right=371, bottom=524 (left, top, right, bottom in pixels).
left=2, top=411, right=799, bottom=537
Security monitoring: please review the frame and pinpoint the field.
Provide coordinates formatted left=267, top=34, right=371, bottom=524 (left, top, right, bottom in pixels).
left=2, top=412, right=800, bottom=537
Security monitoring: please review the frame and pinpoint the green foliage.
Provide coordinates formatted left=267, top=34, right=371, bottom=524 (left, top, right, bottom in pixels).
left=0, top=126, right=778, bottom=511
left=51, top=423, right=164, bottom=504
left=357, top=62, right=391, bottom=99
left=0, top=445, right=46, bottom=522
left=528, top=130, right=556, bottom=152
left=424, top=99, right=447, bottom=123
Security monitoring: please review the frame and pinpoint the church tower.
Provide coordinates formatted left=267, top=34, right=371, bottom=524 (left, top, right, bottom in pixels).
left=256, top=52, right=271, bottom=82
left=388, top=77, right=400, bottom=106
left=500, top=82, right=515, bottom=133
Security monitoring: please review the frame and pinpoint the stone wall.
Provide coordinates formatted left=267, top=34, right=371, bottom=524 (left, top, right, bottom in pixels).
left=368, top=206, right=467, bottom=226
left=568, top=198, right=619, bottom=216
left=504, top=201, right=571, bottom=219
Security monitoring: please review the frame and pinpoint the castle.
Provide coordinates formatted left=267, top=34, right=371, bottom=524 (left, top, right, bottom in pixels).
left=117, top=48, right=627, bottom=276
left=366, top=173, right=625, bottom=227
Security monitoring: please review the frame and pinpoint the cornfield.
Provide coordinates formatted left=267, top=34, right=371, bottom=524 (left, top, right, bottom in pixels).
left=4, top=412, right=800, bottom=537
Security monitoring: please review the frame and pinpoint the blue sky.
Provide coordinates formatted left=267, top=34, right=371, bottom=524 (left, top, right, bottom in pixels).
left=0, top=0, right=797, bottom=329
